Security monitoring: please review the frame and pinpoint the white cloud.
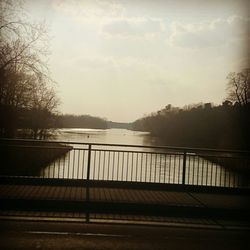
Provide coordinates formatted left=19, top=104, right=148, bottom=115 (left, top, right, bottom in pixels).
left=67, top=55, right=155, bottom=71
left=52, top=1, right=165, bottom=39
left=52, top=0, right=125, bottom=22
left=169, top=16, right=250, bottom=48
left=101, top=18, right=165, bottom=38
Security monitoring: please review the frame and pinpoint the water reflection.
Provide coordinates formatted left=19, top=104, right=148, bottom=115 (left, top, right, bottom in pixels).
left=53, top=128, right=151, bottom=146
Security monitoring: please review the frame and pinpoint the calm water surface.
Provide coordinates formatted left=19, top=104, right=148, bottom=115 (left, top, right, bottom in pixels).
left=53, top=128, right=154, bottom=145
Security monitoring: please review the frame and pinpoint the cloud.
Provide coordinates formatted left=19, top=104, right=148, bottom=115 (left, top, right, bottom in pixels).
left=101, top=18, right=165, bottom=38
left=169, top=16, right=250, bottom=48
left=52, top=0, right=167, bottom=39
left=52, top=0, right=125, bottom=21
left=67, top=55, right=154, bottom=71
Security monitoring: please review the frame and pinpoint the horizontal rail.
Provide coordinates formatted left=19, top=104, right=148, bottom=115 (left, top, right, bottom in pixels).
left=1, top=138, right=250, bottom=155
left=91, top=149, right=184, bottom=155
left=0, top=144, right=73, bottom=150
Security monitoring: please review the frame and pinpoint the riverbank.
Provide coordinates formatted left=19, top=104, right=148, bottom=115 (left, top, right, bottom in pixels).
left=0, top=140, right=72, bottom=176
left=200, top=152, right=250, bottom=176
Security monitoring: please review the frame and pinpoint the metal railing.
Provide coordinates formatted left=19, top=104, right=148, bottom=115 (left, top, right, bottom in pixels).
left=1, top=139, right=250, bottom=188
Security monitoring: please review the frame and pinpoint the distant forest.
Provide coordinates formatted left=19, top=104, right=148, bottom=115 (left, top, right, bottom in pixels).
left=132, top=69, right=250, bottom=151
left=55, top=115, right=108, bottom=129
left=54, top=116, right=132, bottom=130
left=132, top=102, right=249, bottom=150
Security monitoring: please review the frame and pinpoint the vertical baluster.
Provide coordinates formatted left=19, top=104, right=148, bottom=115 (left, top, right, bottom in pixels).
left=178, top=153, right=181, bottom=184
left=112, top=151, right=115, bottom=181
left=62, top=151, right=66, bottom=179
left=53, top=150, right=56, bottom=178
left=192, top=155, right=195, bottom=185
left=92, top=150, right=96, bottom=180
left=117, top=152, right=120, bottom=181
left=82, top=150, right=86, bottom=180
left=149, top=153, right=153, bottom=182
left=72, top=149, right=76, bottom=179
left=233, top=159, right=236, bottom=188
left=205, top=158, right=209, bottom=186
left=48, top=149, right=51, bottom=178
left=187, top=154, right=191, bottom=185
left=98, top=151, right=101, bottom=180
left=77, top=149, right=80, bottom=179
left=86, top=144, right=92, bottom=223
left=135, top=152, right=138, bottom=182
left=210, top=161, right=213, bottom=186
left=107, top=151, right=110, bottom=180
left=154, top=153, right=157, bottom=183
left=170, top=155, right=173, bottom=183
left=57, top=152, right=61, bottom=178
left=163, top=153, right=167, bottom=184
left=126, top=152, right=129, bottom=181
left=197, top=156, right=200, bottom=185
left=182, top=151, right=186, bottom=185
left=67, top=149, right=71, bottom=179
left=121, top=151, right=124, bottom=181
left=201, top=157, right=204, bottom=186
left=140, top=153, right=144, bottom=182
left=168, top=154, right=174, bottom=183
left=103, top=151, right=106, bottom=180
left=131, top=152, right=134, bottom=181
left=214, top=162, right=218, bottom=187
left=224, top=158, right=227, bottom=187
left=86, top=144, right=91, bottom=182
left=159, top=153, right=162, bottom=183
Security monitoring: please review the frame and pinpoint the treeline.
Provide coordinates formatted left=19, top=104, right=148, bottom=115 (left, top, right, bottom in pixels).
left=55, top=115, right=108, bottom=129
left=0, top=107, right=57, bottom=139
left=132, top=102, right=249, bottom=150
left=133, top=69, right=250, bottom=150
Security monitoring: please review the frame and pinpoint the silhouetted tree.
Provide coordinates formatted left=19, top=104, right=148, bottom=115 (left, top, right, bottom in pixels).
left=226, top=68, right=250, bottom=106
left=0, top=0, right=59, bottom=138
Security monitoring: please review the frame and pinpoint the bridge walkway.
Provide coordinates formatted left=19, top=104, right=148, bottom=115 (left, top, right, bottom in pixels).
left=0, top=182, right=249, bottom=226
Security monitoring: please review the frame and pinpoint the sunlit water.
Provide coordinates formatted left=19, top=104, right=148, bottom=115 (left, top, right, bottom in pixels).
left=52, top=128, right=153, bottom=145
left=42, top=128, right=246, bottom=187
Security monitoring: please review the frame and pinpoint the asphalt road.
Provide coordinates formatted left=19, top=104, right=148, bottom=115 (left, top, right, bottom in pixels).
left=0, top=220, right=249, bottom=250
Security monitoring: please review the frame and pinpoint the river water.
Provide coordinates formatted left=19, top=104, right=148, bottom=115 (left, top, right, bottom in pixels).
left=53, top=128, right=154, bottom=145
left=42, top=128, right=244, bottom=188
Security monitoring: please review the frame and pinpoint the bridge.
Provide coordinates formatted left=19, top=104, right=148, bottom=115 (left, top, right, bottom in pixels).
left=0, top=139, right=250, bottom=227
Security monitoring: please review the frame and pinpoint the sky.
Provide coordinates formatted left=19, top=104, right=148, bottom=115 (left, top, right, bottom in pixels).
left=25, top=0, right=250, bottom=122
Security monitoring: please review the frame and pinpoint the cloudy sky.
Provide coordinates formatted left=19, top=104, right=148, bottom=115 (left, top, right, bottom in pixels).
left=25, top=0, right=250, bottom=122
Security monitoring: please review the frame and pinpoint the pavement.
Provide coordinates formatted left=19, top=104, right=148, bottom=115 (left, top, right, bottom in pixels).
left=0, top=182, right=250, bottom=249
left=0, top=183, right=250, bottom=223
left=0, top=220, right=250, bottom=250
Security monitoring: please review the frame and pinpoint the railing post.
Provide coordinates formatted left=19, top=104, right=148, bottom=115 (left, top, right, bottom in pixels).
left=87, top=144, right=92, bottom=182
left=182, top=151, right=187, bottom=185
left=86, top=144, right=91, bottom=223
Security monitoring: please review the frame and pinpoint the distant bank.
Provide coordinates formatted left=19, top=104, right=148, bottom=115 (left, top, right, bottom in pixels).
left=107, top=121, right=132, bottom=130
left=54, top=114, right=132, bottom=130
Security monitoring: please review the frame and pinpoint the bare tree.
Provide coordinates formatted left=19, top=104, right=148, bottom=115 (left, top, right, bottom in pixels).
left=226, top=68, right=250, bottom=106
left=0, top=0, right=59, bottom=138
